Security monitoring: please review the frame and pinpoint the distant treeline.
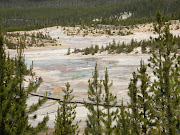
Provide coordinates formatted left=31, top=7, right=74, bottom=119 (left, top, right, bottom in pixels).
left=0, top=0, right=180, bottom=31
left=72, top=36, right=180, bottom=55
left=0, top=0, right=128, bottom=8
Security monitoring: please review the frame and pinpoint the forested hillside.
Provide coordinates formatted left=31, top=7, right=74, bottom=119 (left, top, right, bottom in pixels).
left=0, top=0, right=128, bottom=8
left=0, top=0, right=180, bottom=31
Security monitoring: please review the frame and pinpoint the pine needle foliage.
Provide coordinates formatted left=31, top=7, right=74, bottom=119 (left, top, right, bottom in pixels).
left=54, top=82, right=80, bottom=135
left=128, top=72, right=140, bottom=135
left=0, top=24, right=49, bottom=135
left=28, top=97, right=48, bottom=114
left=148, top=11, right=180, bottom=134
left=115, top=100, right=131, bottom=135
left=137, top=60, right=156, bottom=134
left=84, top=63, right=103, bottom=135
left=102, top=68, right=118, bottom=135
left=0, top=19, right=9, bottom=135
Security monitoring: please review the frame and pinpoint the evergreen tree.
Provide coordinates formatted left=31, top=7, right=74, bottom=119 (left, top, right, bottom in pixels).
left=149, top=11, right=179, bottom=134
left=102, top=68, right=118, bottom=135
left=127, top=60, right=156, bottom=135
left=137, top=60, right=154, bottom=134
left=84, top=63, right=103, bottom=135
left=10, top=40, right=29, bottom=135
left=54, top=82, right=79, bottom=135
left=0, top=24, right=49, bottom=135
left=173, top=55, right=180, bottom=133
left=0, top=19, right=8, bottom=135
left=67, top=47, right=71, bottom=55
left=128, top=72, right=140, bottom=135
left=115, top=100, right=131, bottom=135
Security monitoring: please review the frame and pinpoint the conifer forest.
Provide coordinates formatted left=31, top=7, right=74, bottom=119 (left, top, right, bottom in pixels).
left=0, top=0, right=180, bottom=135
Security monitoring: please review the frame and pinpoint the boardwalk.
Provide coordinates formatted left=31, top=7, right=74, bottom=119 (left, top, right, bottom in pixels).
left=30, top=92, right=128, bottom=108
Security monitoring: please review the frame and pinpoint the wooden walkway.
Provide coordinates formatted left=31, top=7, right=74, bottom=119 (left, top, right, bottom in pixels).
left=29, top=92, right=128, bottom=108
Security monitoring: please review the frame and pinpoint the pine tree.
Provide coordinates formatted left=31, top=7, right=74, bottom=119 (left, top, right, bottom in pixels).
left=0, top=24, right=49, bottom=135
left=173, top=55, right=180, bottom=133
left=137, top=60, right=153, bottom=134
left=54, top=82, right=79, bottom=135
left=115, top=100, right=131, bottom=135
left=84, top=63, right=103, bottom=135
left=102, top=68, right=118, bottom=135
left=0, top=19, right=8, bottom=135
left=67, top=47, right=71, bottom=55
left=12, top=41, right=29, bottom=135
left=128, top=72, right=140, bottom=135
left=148, top=11, right=179, bottom=134
left=127, top=60, right=156, bottom=134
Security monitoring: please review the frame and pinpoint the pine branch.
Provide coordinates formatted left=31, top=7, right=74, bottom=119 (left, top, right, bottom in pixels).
left=27, top=96, right=48, bottom=114
left=30, top=114, right=49, bottom=135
